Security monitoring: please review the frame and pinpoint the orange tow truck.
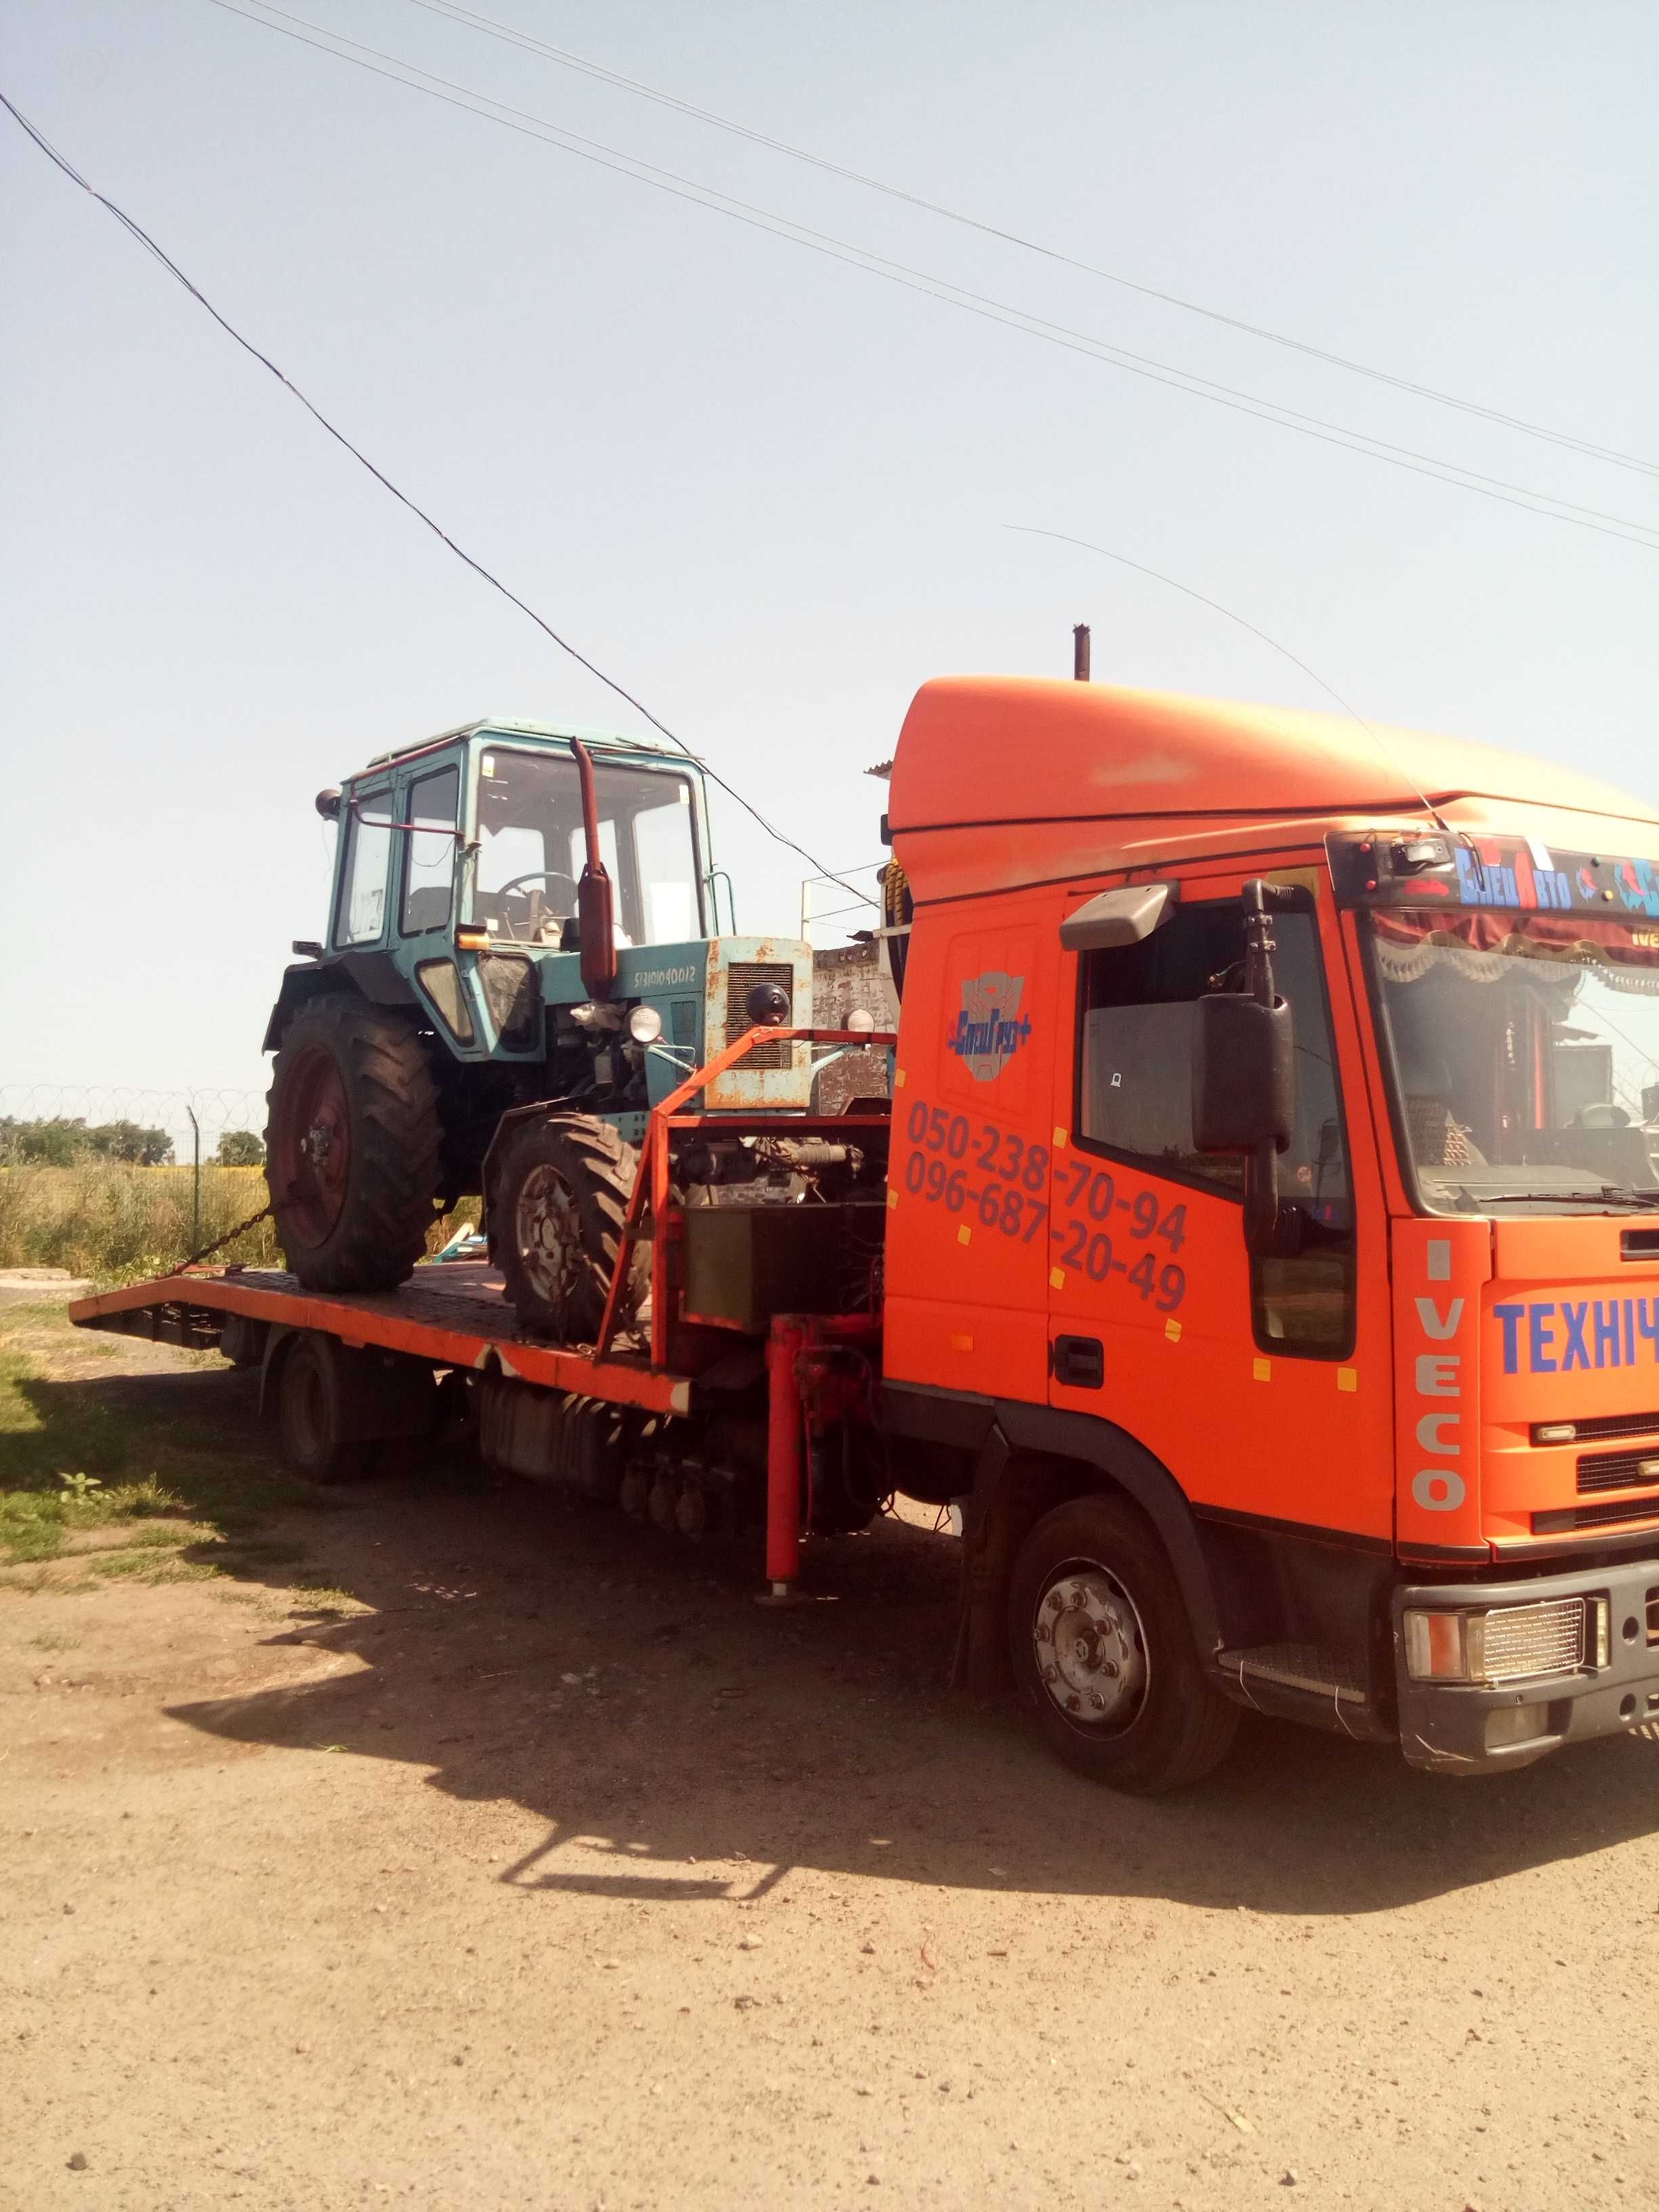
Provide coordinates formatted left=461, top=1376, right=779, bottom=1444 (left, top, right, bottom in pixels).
left=75, top=677, right=1659, bottom=1791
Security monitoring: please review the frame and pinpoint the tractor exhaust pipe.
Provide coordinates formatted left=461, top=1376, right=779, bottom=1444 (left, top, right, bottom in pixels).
left=569, top=737, right=617, bottom=1002
left=1073, top=623, right=1091, bottom=681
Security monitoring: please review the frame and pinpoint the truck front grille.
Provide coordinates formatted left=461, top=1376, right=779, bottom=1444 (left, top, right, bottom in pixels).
left=1578, top=1448, right=1659, bottom=1495
left=724, top=962, right=794, bottom=1071
left=1536, top=1408, right=1659, bottom=1446
left=1534, top=1498, right=1659, bottom=1535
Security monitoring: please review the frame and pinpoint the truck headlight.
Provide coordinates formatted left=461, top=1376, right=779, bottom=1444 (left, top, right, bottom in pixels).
left=1404, top=1597, right=1594, bottom=1684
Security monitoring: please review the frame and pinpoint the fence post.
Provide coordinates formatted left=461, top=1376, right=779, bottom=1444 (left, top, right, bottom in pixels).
left=186, top=1103, right=201, bottom=1254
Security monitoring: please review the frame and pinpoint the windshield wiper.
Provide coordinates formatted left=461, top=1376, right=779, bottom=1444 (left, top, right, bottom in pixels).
left=1439, top=1184, right=1659, bottom=1210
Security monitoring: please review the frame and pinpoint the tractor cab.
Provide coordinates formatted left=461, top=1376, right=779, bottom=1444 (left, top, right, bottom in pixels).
left=264, top=717, right=819, bottom=1338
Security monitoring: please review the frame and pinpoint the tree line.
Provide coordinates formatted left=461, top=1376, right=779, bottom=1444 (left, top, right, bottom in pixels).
left=0, top=1118, right=265, bottom=1168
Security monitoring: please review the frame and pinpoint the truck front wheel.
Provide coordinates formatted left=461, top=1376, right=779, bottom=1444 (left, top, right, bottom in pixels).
left=266, top=995, right=441, bottom=1292
left=1008, top=1494, right=1237, bottom=1795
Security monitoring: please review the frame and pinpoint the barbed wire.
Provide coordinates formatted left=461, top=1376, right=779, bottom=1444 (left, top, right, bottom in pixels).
left=0, top=1085, right=266, bottom=1164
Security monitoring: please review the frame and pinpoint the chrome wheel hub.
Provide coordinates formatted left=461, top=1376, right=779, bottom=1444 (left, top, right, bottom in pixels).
left=1033, top=1566, right=1147, bottom=1727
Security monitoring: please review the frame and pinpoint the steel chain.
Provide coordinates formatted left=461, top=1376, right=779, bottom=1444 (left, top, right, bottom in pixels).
left=165, top=1197, right=277, bottom=1277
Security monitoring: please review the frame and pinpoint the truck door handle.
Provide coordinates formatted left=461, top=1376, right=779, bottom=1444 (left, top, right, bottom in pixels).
left=1052, top=1335, right=1104, bottom=1389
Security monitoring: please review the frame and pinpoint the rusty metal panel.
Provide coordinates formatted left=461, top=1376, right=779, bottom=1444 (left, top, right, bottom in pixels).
left=703, top=937, right=814, bottom=1111
left=811, top=943, right=897, bottom=1113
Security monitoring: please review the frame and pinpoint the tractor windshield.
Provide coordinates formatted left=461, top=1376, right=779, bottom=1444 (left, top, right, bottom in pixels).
left=1369, top=908, right=1659, bottom=1211
left=470, top=746, right=703, bottom=948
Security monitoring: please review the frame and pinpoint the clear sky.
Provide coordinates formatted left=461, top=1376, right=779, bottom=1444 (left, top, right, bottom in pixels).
left=3, top=0, right=1655, bottom=1122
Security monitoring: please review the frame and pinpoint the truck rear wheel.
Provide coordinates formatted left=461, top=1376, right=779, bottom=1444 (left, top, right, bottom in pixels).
left=266, top=995, right=441, bottom=1293
left=492, top=1113, right=647, bottom=1345
left=277, top=1333, right=371, bottom=1481
left=1008, top=1494, right=1237, bottom=1795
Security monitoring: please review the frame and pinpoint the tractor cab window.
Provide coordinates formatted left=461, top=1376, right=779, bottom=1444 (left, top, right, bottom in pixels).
left=470, top=747, right=701, bottom=948
left=401, top=765, right=460, bottom=936
left=335, top=791, right=393, bottom=945
left=1075, top=897, right=1355, bottom=1355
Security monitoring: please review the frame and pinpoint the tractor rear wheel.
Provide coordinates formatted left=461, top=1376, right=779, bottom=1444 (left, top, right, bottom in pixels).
left=492, top=1113, right=647, bottom=1345
left=266, top=994, right=441, bottom=1292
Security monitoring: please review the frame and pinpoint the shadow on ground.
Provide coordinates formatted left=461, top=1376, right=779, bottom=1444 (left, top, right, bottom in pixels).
left=20, top=1361, right=1659, bottom=1919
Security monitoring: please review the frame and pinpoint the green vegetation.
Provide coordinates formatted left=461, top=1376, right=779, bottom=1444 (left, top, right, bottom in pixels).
left=0, top=1162, right=281, bottom=1279
left=0, top=1162, right=478, bottom=1283
left=0, top=1115, right=176, bottom=1166
left=0, top=1305, right=329, bottom=1591
left=215, top=1130, right=266, bottom=1166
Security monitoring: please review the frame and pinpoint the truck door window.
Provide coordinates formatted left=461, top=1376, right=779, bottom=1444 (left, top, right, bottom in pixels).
left=335, top=794, right=392, bottom=946
left=1076, top=899, right=1355, bottom=1354
left=400, top=766, right=459, bottom=936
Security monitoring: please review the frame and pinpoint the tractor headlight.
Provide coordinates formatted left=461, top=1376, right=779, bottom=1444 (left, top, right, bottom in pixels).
left=628, top=1005, right=663, bottom=1044
left=846, top=1008, right=876, bottom=1033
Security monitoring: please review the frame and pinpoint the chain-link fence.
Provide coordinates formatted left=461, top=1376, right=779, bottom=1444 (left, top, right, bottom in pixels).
left=0, top=1085, right=275, bottom=1282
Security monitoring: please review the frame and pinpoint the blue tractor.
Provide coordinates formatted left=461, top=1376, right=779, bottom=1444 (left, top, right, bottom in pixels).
left=263, top=718, right=816, bottom=1338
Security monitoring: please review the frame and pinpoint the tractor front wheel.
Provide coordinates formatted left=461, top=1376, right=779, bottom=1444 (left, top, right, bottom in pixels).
left=491, top=1114, right=647, bottom=1345
left=266, top=995, right=441, bottom=1292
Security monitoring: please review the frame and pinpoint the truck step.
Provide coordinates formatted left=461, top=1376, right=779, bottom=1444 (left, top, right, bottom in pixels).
left=1218, top=1643, right=1368, bottom=1706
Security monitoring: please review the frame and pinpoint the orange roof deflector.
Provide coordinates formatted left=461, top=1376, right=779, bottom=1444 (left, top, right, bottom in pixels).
left=887, top=678, right=1655, bottom=843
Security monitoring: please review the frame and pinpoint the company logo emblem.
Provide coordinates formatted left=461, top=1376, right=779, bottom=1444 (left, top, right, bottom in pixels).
left=947, top=972, right=1031, bottom=1081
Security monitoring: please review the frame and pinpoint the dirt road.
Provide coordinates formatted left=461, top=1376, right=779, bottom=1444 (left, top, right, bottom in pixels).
left=4, top=1313, right=1659, bottom=2211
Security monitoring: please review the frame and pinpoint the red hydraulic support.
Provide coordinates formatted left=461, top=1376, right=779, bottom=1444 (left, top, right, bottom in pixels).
left=763, top=1309, right=883, bottom=1596
left=592, top=1023, right=895, bottom=1365
left=765, top=1315, right=808, bottom=1595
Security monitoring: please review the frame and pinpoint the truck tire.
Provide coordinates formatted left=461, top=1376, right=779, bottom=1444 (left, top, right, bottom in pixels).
left=491, top=1113, right=647, bottom=1345
left=1008, top=1494, right=1237, bottom=1795
left=266, top=995, right=441, bottom=1293
left=277, top=1332, right=371, bottom=1481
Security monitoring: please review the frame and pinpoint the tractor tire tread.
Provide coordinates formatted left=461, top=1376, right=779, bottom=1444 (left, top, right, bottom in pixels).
left=493, top=1112, right=646, bottom=1343
left=266, top=995, right=441, bottom=1294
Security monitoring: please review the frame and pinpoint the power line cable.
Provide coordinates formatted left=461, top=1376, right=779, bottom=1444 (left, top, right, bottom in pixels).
left=0, top=85, right=874, bottom=909
left=1006, top=523, right=1454, bottom=833
left=201, top=0, right=1659, bottom=552
left=404, top=0, right=1659, bottom=484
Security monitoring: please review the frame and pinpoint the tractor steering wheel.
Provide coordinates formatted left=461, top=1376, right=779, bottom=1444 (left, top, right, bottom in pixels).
left=493, top=869, right=579, bottom=944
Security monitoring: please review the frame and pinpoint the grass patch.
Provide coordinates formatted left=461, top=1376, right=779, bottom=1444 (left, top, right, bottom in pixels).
left=0, top=1162, right=280, bottom=1279
left=89, top=1551, right=220, bottom=1585
left=0, top=1307, right=331, bottom=1591
left=0, top=1161, right=478, bottom=1282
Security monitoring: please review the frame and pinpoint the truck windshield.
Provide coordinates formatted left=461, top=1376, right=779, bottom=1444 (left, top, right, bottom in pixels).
left=471, top=747, right=702, bottom=947
left=1370, top=908, right=1659, bottom=1210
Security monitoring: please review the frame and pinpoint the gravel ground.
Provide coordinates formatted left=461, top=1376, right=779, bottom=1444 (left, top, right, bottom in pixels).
left=5, top=1330, right=1659, bottom=2211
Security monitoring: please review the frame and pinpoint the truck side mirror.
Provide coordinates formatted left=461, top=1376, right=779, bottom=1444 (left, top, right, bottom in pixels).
left=1194, top=877, right=1302, bottom=1257
left=1191, top=991, right=1294, bottom=1155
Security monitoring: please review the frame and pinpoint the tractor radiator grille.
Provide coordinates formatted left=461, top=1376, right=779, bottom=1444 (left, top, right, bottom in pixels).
left=1578, top=1448, right=1659, bottom=1495
left=725, top=963, right=794, bottom=1071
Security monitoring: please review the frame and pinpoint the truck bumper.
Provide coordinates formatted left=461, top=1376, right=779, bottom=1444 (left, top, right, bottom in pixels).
left=1393, top=1559, right=1659, bottom=1774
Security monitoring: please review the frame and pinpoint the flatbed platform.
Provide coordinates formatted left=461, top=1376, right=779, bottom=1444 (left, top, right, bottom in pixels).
left=68, top=1263, right=693, bottom=1414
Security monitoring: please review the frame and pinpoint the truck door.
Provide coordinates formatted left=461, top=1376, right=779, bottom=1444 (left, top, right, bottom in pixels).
left=1046, top=874, right=1391, bottom=1544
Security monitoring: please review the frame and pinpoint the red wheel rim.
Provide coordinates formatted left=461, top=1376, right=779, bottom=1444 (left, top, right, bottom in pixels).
left=274, top=1046, right=352, bottom=1247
